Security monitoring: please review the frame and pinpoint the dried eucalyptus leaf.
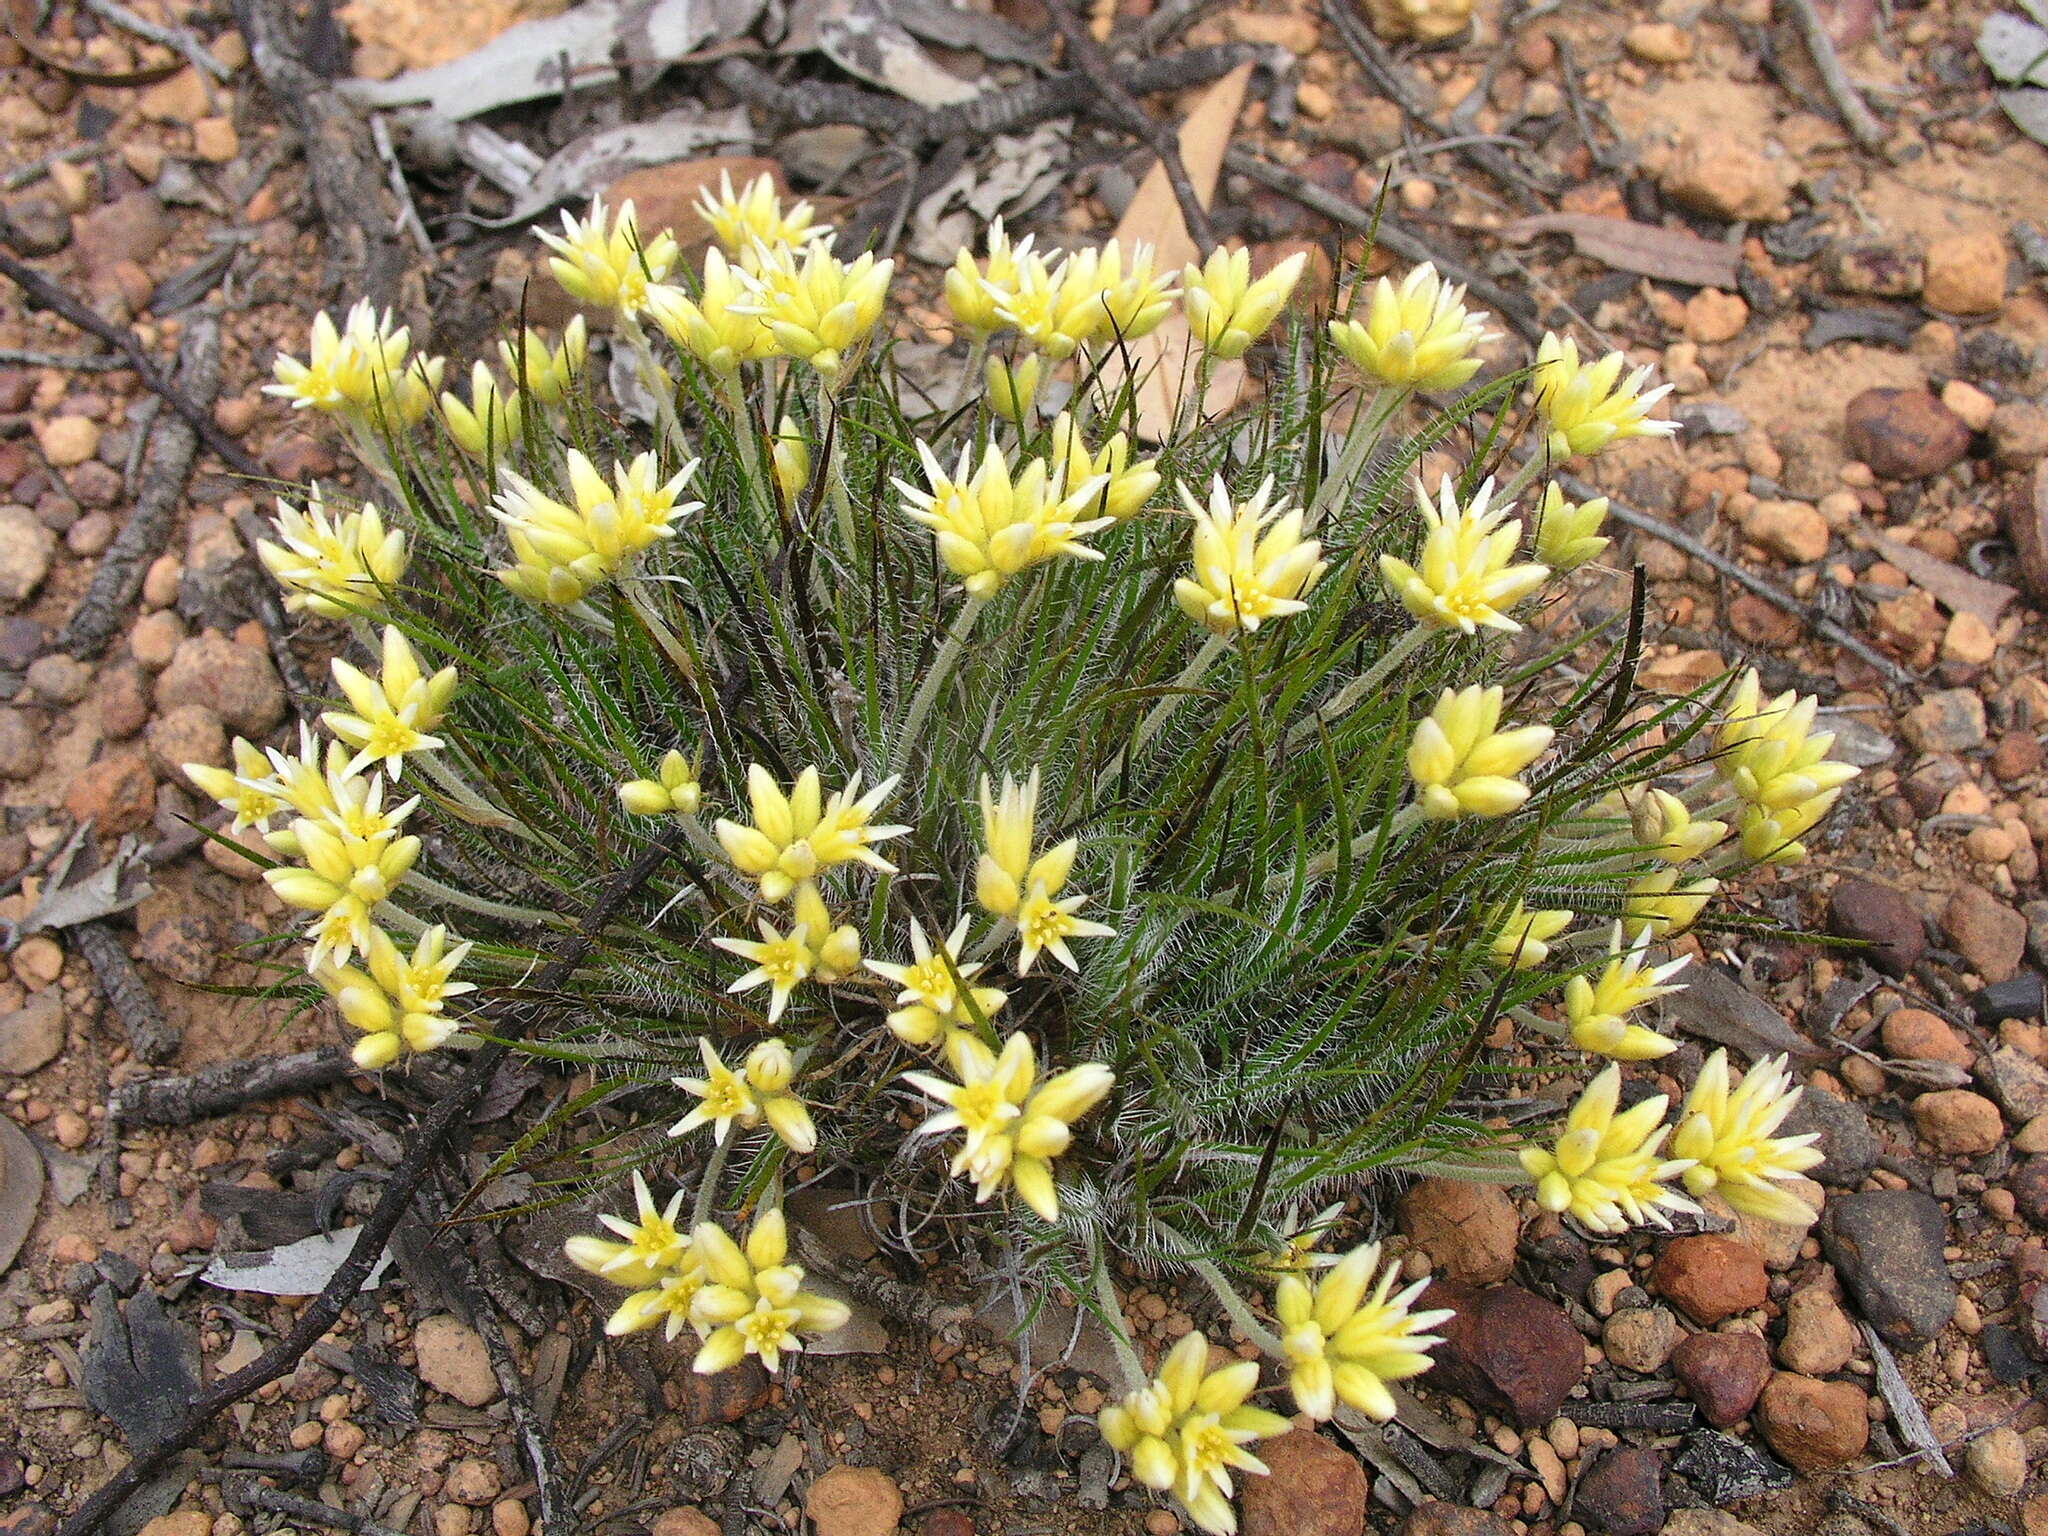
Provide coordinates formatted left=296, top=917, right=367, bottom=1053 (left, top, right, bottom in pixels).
left=1997, top=86, right=2048, bottom=145
left=1664, top=963, right=1819, bottom=1061
left=20, top=832, right=151, bottom=935
left=200, top=1226, right=395, bottom=1296
left=816, top=0, right=981, bottom=106
left=1501, top=213, right=1740, bottom=289
left=1862, top=1322, right=1954, bottom=1476
left=344, top=0, right=768, bottom=120
left=0, top=1116, right=44, bottom=1279
left=1979, top=12, right=2048, bottom=85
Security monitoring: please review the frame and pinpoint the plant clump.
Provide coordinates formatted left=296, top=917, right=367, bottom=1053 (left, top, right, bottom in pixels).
left=196, top=178, right=1858, bottom=1535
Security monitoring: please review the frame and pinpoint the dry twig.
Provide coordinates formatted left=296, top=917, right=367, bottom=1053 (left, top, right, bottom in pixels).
left=1781, top=0, right=1889, bottom=152
left=74, top=921, right=179, bottom=1065
left=1320, top=0, right=1555, bottom=203
left=56, top=832, right=685, bottom=1536
left=1045, top=0, right=1216, bottom=252
left=111, top=1046, right=356, bottom=1128
left=0, top=250, right=322, bottom=713
left=1217, top=147, right=1544, bottom=339
left=710, top=46, right=1255, bottom=150
left=1550, top=466, right=1915, bottom=688
left=232, top=0, right=409, bottom=308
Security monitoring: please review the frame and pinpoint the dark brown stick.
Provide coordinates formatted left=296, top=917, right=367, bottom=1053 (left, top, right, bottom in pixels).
left=56, top=831, right=683, bottom=1536
left=111, top=1045, right=356, bottom=1127
left=1781, top=0, right=1887, bottom=152
left=1044, top=0, right=1216, bottom=254
left=0, top=249, right=262, bottom=479
left=1218, top=147, right=1545, bottom=340
left=0, top=253, right=322, bottom=716
left=1318, top=0, right=1553, bottom=204
left=231, top=0, right=408, bottom=309
left=1551, top=466, right=1915, bottom=688
left=227, top=1480, right=409, bottom=1536
left=74, top=920, right=179, bottom=1066
left=57, top=317, right=219, bottom=660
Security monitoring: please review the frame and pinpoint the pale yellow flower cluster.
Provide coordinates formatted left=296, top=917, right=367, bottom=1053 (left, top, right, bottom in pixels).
left=975, top=769, right=1114, bottom=975
left=184, top=624, right=472, bottom=1070
left=904, top=1031, right=1114, bottom=1222
left=896, top=439, right=1116, bottom=598
left=706, top=764, right=899, bottom=1018
left=948, top=222, right=1183, bottom=357
left=942, top=223, right=1298, bottom=421
left=1714, top=669, right=1860, bottom=865
left=1621, top=788, right=1724, bottom=941
left=1100, top=1333, right=1293, bottom=1536
left=1275, top=1240, right=1455, bottom=1423
left=1172, top=475, right=1325, bottom=637
left=1489, top=900, right=1573, bottom=970
left=670, top=1037, right=817, bottom=1155
left=1406, top=684, right=1553, bottom=820
left=618, top=749, right=702, bottom=817
left=538, top=197, right=679, bottom=320
left=1518, top=1063, right=1700, bottom=1235
left=1532, top=483, right=1611, bottom=572
left=567, top=1193, right=849, bottom=1370
left=322, top=623, right=458, bottom=781
left=601, top=176, right=891, bottom=381
left=1564, top=922, right=1690, bottom=1061
left=866, top=915, right=1007, bottom=1047
left=1329, top=263, right=1494, bottom=392
left=266, top=300, right=443, bottom=428
left=1531, top=333, right=1676, bottom=461
left=1673, top=1050, right=1823, bottom=1223
left=1522, top=1046, right=1819, bottom=1237
left=438, top=360, right=523, bottom=459
left=492, top=450, right=700, bottom=606
left=499, top=318, right=587, bottom=404
left=257, top=488, right=409, bottom=619
left=1380, top=476, right=1548, bottom=635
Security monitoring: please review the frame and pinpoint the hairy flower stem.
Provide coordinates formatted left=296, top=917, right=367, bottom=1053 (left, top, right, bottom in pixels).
left=1093, top=1261, right=1150, bottom=1392
left=890, top=595, right=988, bottom=775
left=342, top=419, right=407, bottom=507
left=955, top=336, right=988, bottom=414
left=1305, top=386, right=1405, bottom=528
left=1101, top=635, right=1229, bottom=795
left=372, top=901, right=428, bottom=938
left=620, top=323, right=690, bottom=462
left=403, top=870, right=565, bottom=929
left=1288, top=623, right=1433, bottom=749
left=1498, top=451, right=1551, bottom=506
left=1189, top=1258, right=1284, bottom=1356
left=692, top=1135, right=733, bottom=1228
left=722, top=370, right=772, bottom=526
left=415, top=750, right=561, bottom=853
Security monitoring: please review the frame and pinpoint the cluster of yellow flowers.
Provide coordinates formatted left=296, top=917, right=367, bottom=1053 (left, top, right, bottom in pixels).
left=257, top=487, right=409, bottom=619
left=619, top=754, right=1119, bottom=1217
left=492, top=449, right=700, bottom=606
left=264, top=300, right=442, bottom=430
left=566, top=1188, right=850, bottom=1370
left=943, top=219, right=1306, bottom=419
left=183, top=622, right=473, bottom=1069
left=1715, top=668, right=1862, bottom=864
left=1100, top=1333, right=1294, bottom=1536
left=1520, top=1048, right=1822, bottom=1236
